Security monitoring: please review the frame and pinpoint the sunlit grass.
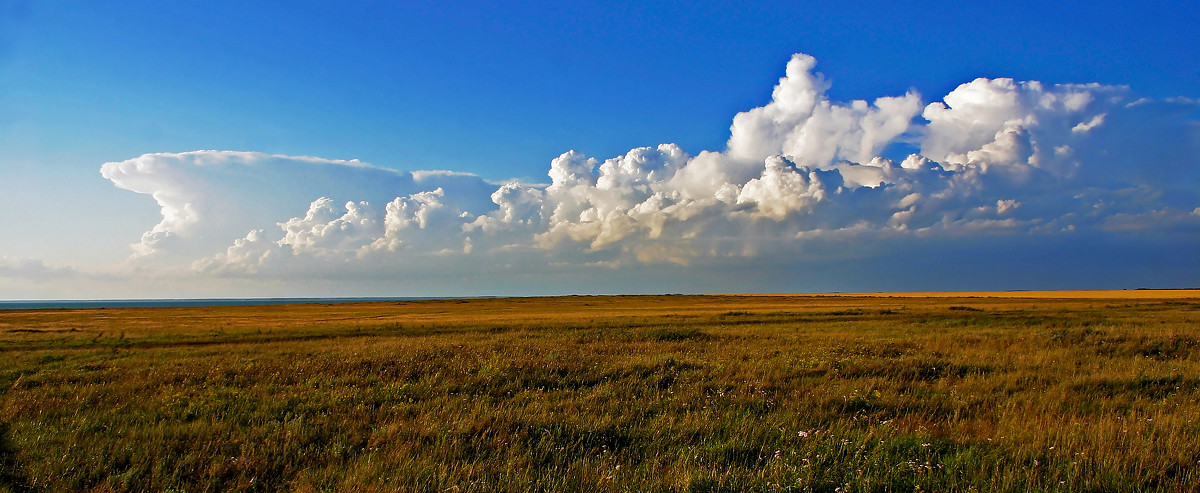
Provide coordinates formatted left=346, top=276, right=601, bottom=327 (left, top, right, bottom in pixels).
left=1, top=294, right=1198, bottom=491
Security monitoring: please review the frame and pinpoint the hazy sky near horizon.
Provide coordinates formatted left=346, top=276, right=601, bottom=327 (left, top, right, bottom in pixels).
left=1, top=0, right=1198, bottom=299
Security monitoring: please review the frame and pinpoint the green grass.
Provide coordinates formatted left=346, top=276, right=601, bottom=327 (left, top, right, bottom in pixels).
left=1, top=295, right=1198, bottom=491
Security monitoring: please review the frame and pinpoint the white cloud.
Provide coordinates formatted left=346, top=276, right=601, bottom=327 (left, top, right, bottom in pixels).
left=735, top=156, right=827, bottom=220
left=99, top=151, right=497, bottom=263
left=0, top=257, right=76, bottom=279
left=91, top=54, right=1198, bottom=289
left=920, top=79, right=1128, bottom=178
left=727, top=54, right=923, bottom=167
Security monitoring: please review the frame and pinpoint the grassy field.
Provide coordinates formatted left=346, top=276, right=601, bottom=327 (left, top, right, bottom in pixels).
left=1, top=293, right=1198, bottom=492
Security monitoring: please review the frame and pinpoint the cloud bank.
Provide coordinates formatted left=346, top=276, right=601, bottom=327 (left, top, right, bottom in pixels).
left=86, top=54, right=1199, bottom=291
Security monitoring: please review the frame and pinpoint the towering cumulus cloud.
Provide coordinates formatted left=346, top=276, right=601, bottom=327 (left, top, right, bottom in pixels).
left=101, top=54, right=1200, bottom=285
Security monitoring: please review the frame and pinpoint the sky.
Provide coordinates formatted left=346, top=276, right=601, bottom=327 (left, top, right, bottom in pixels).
left=1, top=0, right=1198, bottom=299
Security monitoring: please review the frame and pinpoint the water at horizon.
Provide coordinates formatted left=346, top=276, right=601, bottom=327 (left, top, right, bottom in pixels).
left=0, top=297, right=454, bottom=310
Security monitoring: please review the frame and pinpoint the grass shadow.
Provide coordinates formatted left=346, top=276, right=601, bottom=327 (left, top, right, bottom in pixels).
left=0, top=422, right=34, bottom=493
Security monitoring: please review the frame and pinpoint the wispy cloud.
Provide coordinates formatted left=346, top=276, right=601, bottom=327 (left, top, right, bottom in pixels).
left=0, top=257, right=76, bottom=279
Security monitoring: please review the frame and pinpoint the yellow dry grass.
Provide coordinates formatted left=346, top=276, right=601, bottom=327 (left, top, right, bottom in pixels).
left=0, top=293, right=1197, bottom=491
left=756, top=289, right=1200, bottom=299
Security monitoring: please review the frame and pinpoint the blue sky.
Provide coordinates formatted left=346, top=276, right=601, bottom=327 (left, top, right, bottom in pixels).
left=1, top=1, right=1198, bottom=298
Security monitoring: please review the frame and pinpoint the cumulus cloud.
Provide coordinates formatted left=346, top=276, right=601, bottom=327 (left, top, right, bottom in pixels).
left=726, top=54, right=923, bottom=168
left=920, top=79, right=1130, bottom=180
left=99, top=151, right=496, bottom=262
left=100, top=54, right=1200, bottom=285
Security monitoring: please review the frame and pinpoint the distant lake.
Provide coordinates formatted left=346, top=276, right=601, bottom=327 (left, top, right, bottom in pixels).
left=0, top=297, right=451, bottom=310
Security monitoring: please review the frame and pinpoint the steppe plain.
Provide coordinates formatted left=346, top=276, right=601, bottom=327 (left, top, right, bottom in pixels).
left=1, top=291, right=1198, bottom=491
